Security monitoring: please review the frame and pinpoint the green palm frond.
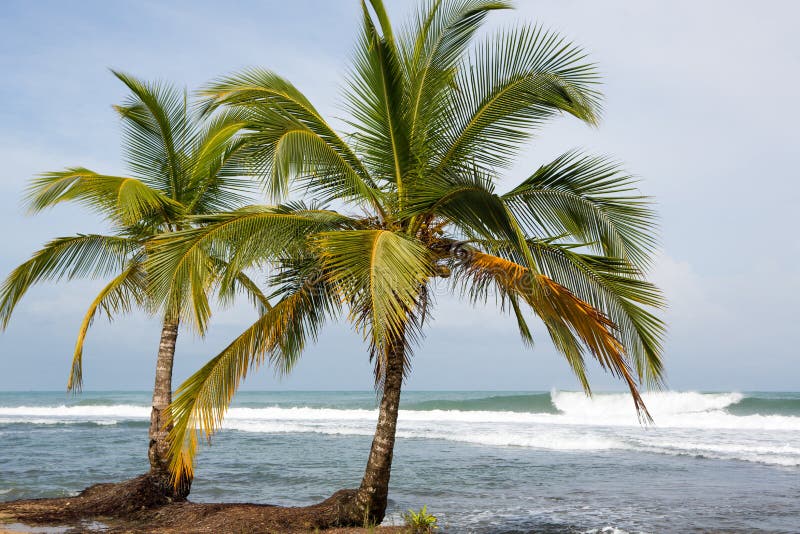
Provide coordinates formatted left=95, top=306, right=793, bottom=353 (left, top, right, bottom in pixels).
left=185, top=109, right=255, bottom=214
left=166, top=279, right=337, bottom=482
left=345, top=1, right=410, bottom=198
left=503, top=151, right=658, bottom=267
left=405, top=170, right=541, bottom=277
left=400, top=0, right=512, bottom=159
left=147, top=205, right=354, bottom=306
left=406, top=170, right=516, bottom=241
left=199, top=70, right=384, bottom=210
left=247, top=111, right=379, bottom=206
left=214, top=264, right=272, bottom=315
left=314, top=229, right=435, bottom=354
left=68, top=260, right=147, bottom=392
left=435, top=25, right=600, bottom=174
left=25, top=169, right=182, bottom=226
left=112, top=70, right=193, bottom=198
left=0, top=234, right=138, bottom=329
left=147, top=204, right=352, bottom=335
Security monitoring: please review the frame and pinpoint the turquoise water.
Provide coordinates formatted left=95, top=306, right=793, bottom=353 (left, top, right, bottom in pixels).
left=1, top=390, right=799, bottom=533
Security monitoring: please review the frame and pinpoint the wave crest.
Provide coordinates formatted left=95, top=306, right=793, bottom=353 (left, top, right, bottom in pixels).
left=1, top=391, right=798, bottom=467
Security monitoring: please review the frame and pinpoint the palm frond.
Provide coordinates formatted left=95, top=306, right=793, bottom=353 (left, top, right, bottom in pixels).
left=503, top=151, right=658, bottom=267
left=25, top=169, right=182, bottom=226
left=215, top=266, right=272, bottom=315
left=344, top=1, right=410, bottom=199
left=406, top=170, right=514, bottom=240
left=146, top=205, right=354, bottom=306
left=400, top=0, right=511, bottom=162
left=473, top=235, right=665, bottom=387
left=0, top=234, right=139, bottom=329
left=247, top=113, right=381, bottom=206
left=435, top=25, right=601, bottom=174
left=406, top=170, right=540, bottom=276
left=314, top=229, right=434, bottom=354
left=147, top=205, right=352, bottom=335
left=199, top=70, right=384, bottom=211
left=112, top=70, right=193, bottom=199
left=166, top=279, right=337, bottom=482
left=185, top=109, right=256, bottom=214
left=527, top=240, right=665, bottom=387
left=453, top=248, right=650, bottom=419
left=68, top=261, right=147, bottom=391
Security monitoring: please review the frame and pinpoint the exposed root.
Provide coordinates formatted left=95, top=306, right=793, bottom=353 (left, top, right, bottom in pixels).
left=0, top=472, right=185, bottom=524
left=0, top=487, right=401, bottom=533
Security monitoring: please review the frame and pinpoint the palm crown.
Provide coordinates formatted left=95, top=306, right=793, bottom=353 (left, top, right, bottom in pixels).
left=148, top=0, right=665, bottom=486
left=0, top=71, right=268, bottom=390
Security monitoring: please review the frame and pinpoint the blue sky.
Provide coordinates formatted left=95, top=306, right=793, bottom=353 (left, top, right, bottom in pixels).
left=0, top=1, right=798, bottom=391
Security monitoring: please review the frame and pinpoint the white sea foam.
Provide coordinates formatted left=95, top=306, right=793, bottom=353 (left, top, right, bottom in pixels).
left=1, top=392, right=798, bottom=467
left=553, top=390, right=743, bottom=417
left=2, top=396, right=798, bottom=430
left=398, top=429, right=626, bottom=451
left=581, top=528, right=633, bottom=534
left=547, top=390, right=800, bottom=430
left=0, top=404, right=148, bottom=419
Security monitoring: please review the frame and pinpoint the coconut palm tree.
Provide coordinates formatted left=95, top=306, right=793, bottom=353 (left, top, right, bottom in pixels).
left=0, top=71, right=268, bottom=504
left=150, top=0, right=665, bottom=525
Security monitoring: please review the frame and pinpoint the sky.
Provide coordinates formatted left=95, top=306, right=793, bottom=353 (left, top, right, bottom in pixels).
left=0, top=0, right=798, bottom=392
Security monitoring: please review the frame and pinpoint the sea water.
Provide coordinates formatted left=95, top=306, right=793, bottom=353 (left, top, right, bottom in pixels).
left=1, top=390, right=798, bottom=533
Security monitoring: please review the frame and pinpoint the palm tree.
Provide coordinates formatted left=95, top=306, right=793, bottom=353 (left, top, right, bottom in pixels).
left=150, top=0, right=665, bottom=525
left=0, top=71, right=268, bottom=503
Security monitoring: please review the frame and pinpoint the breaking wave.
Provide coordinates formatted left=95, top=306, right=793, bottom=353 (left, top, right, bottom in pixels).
left=1, top=391, right=798, bottom=466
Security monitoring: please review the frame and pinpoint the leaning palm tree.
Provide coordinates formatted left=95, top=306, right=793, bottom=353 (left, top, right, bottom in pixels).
left=150, top=0, right=665, bottom=525
left=0, top=71, right=267, bottom=505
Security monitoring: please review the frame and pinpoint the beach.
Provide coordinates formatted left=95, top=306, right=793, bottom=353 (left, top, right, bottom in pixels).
left=1, top=390, right=798, bottom=532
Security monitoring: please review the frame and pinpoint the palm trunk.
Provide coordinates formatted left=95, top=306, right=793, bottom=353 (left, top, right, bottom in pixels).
left=353, top=338, right=405, bottom=525
left=147, top=317, right=190, bottom=499
left=313, top=334, right=408, bottom=527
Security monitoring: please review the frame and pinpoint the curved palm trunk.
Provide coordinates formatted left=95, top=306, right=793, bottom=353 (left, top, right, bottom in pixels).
left=147, top=317, right=190, bottom=499
left=352, top=339, right=405, bottom=525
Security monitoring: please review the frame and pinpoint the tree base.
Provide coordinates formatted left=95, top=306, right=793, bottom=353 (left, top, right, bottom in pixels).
left=0, top=471, right=187, bottom=524
left=312, top=488, right=381, bottom=527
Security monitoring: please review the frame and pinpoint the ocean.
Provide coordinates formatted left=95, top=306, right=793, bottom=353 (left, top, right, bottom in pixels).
left=1, top=390, right=798, bottom=533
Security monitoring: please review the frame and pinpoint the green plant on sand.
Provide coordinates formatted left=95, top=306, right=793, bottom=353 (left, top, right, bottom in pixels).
left=404, top=505, right=439, bottom=533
